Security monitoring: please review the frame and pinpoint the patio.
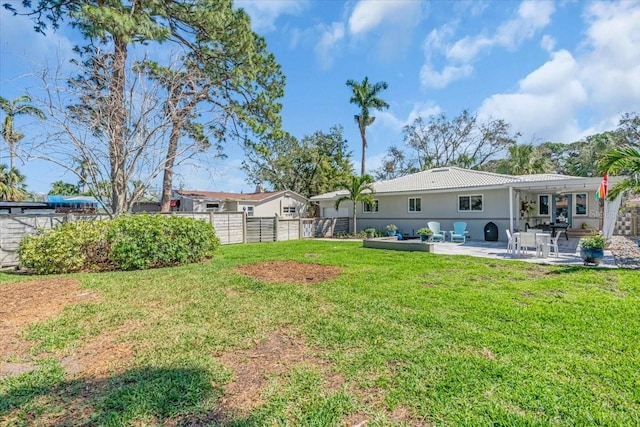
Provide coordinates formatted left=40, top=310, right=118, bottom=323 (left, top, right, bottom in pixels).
left=430, top=237, right=616, bottom=267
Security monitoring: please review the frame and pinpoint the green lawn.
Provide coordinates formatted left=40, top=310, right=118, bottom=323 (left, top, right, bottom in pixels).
left=1, top=240, right=639, bottom=426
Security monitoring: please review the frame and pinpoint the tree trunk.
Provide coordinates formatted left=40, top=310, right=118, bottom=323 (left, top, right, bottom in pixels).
left=352, top=200, right=357, bottom=235
left=160, top=122, right=180, bottom=212
left=8, top=141, right=15, bottom=170
left=359, top=123, right=367, bottom=176
left=109, top=36, right=128, bottom=216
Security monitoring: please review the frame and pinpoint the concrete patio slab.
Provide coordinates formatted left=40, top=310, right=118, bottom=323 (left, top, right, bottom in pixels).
left=429, top=237, right=616, bottom=268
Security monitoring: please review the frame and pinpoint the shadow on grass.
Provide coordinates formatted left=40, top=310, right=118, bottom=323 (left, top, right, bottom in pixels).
left=0, top=364, right=261, bottom=426
left=1, top=363, right=295, bottom=426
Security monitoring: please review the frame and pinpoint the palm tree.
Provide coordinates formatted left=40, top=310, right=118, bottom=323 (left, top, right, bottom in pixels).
left=346, top=77, right=389, bottom=176
left=598, top=146, right=640, bottom=199
left=0, top=95, right=45, bottom=170
left=0, top=164, right=28, bottom=201
left=496, top=144, right=549, bottom=175
left=334, top=174, right=375, bottom=235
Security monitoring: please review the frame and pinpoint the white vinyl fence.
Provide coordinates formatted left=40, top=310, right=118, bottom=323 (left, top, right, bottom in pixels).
left=0, top=213, right=343, bottom=267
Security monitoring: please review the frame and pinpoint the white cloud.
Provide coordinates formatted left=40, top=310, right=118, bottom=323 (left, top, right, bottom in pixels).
left=478, top=1, right=640, bottom=143
left=421, top=1, right=555, bottom=89
left=446, top=1, right=555, bottom=62
left=235, top=0, right=307, bottom=33
left=420, top=63, right=473, bottom=89
left=346, top=0, right=423, bottom=62
left=348, top=0, right=421, bottom=35
left=579, top=1, right=640, bottom=113
left=540, top=34, right=556, bottom=52
left=315, top=22, right=345, bottom=70
left=376, top=103, right=442, bottom=130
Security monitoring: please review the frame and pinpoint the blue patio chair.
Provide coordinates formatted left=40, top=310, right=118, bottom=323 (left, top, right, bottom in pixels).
left=451, top=222, right=467, bottom=243
left=427, top=221, right=445, bottom=242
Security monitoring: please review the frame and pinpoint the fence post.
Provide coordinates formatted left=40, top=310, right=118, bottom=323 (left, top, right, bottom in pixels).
left=242, top=212, right=247, bottom=243
left=274, top=215, right=279, bottom=242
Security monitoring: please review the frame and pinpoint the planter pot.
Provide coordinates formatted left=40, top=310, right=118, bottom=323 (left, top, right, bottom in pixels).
left=580, top=248, right=604, bottom=266
left=388, top=230, right=397, bottom=236
left=420, top=235, right=428, bottom=242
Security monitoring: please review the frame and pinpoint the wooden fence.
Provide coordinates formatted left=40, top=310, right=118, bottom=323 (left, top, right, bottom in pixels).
left=0, top=213, right=345, bottom=267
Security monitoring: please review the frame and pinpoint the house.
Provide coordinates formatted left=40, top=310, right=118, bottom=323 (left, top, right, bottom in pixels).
left=173, top=186, right=309, bottom=217
left=310, top=167, right=621, bottom=241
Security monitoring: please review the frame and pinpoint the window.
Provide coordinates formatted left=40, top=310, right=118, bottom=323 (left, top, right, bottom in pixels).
left=246, top=206, right=254, bottom=217
left=408, top=197, right=422, bottom=212
left=575, top=193, right=587, bottom=215
left=363, top=200, right=379, bottom=213
left=458, top=195, right=483, bottom=212
left=205, top=203, right=220, bottom=212
left=538, top=195, right=549, bottom=215
left=283, top=206, right=296, bottom=215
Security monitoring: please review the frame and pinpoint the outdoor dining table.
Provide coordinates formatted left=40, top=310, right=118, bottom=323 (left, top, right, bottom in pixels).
left=513, top=232, right=551, bottom=258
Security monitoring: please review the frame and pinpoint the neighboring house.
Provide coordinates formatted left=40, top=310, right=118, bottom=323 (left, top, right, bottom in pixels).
left=310, top=167, right=621, bottom=241
left=173, top=186, right=308, bottom=217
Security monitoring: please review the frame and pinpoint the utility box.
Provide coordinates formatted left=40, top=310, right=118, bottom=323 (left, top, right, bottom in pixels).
left=484, top=222, right=499, bottom=241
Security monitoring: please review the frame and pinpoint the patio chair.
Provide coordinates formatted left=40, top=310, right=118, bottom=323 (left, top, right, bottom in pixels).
left=544, top=230, right=565, bottom=258
left=427, top=221, right=445, bottom=242
left=506, top=229, right=515, bottom=254
left=451, top=222, right=467, bottom=243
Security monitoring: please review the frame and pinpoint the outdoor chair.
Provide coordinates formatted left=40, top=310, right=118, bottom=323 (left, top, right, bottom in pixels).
left=544, top=230, right=565, bottom=258
left=427, top=221, right=445, bottom=242
left=451, top=222, right=467, bottom=243
left=506, top=229, right=515, bottom=254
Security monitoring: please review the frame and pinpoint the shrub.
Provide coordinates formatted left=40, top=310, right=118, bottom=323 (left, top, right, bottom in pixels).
left=19, top=220, right=111, bottom=274
left=581, top=233, right=606, bottom=250
left=416, top=227, right=433, bottom=236
left=19, top=215, right=220, bottom=274
left=107, top=215, right=219, bottom=270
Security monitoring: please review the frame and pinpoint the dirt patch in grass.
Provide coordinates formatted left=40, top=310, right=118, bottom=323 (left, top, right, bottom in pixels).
left=60, top=322, right=138, bottom=379
left=236, top=261, right=343, bottom=284
left=1, top=278, right=135, bottom=382
left=211, top=330, right=344, bottom=421
left=0, top=278, right=99, bottom=377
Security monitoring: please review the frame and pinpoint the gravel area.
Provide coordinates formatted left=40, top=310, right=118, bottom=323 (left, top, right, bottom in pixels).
left=609, top=235, right=640, bottom=269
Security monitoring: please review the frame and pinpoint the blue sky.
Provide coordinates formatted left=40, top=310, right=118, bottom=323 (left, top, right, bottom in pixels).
left=1, top=0, right=639, bottom=195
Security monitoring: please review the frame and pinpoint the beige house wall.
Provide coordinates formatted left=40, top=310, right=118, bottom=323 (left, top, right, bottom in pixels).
left=250, top=194, right=308, bottom=217
left=316, top=188, right=603, bottom=241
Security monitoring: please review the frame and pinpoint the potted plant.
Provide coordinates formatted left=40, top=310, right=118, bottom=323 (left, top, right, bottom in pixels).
left=385, top=224, right=398, bottom=236
left=416, top=227, right=433, bottom=242
left=580, top=233, right=606, bottom=266
left=364, top=228, right=376, bottom=239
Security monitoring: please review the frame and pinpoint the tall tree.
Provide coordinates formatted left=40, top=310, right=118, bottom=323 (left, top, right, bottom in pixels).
left=0, top=165, right=28, bottom=201
left=0, top=95, right=45, bottom=169
left=8, top=0, right=283, bottom=215
left=346, top=77, right=389, bottom=176
left=334, top=174, right=375, bottom=234
left=495, top=144, right=550, bottom=175
left=376, top=110, right=518, bottom=177
left=243, top=125, right=353, bottom=199
left=598, top=113, right=640, bottom=199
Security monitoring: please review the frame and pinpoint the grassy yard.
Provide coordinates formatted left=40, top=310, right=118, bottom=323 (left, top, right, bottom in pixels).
left=1, top=240, right=639, bottom=426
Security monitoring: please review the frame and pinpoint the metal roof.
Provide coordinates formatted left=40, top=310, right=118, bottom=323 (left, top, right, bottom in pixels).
left=175, top=189, right=307, bottom=202
left=310, top=167, right=616, bottom=201
left=373, top=167, right=520, bottom=193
